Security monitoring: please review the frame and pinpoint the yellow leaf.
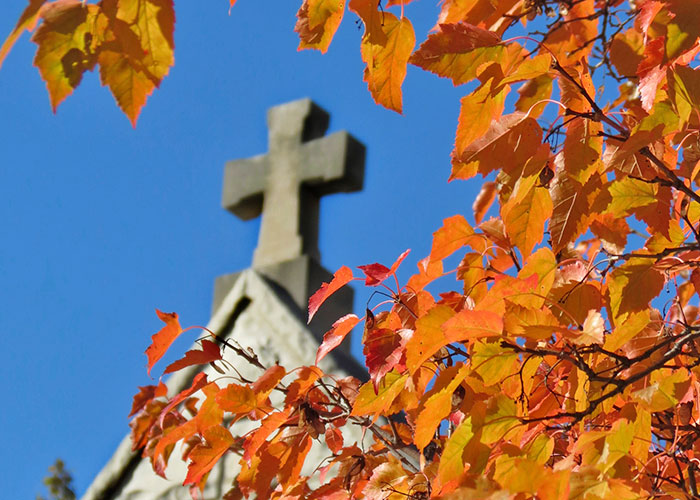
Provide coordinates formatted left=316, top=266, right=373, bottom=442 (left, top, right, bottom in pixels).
left=607, top=261, right=664, bottom=322
left=350, top=370, right=407, bottom=419
left=360, top=13, right=414, bottom=113
left=437, top=417, right=474, bottom=488
left=98, top=0, right=175, bottom=126
left=31, top=1, right=103, bottom=111
left=295, top=0, right=345, bottom=53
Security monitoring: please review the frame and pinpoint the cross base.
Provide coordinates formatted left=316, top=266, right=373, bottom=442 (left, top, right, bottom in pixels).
left=212, top=255, right=355, bottom=354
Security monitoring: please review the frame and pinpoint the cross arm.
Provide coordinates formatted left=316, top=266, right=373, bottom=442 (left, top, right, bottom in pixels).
left=300, top=131, right=365, bottom=194
left=221, top=154, right=270, bottom=220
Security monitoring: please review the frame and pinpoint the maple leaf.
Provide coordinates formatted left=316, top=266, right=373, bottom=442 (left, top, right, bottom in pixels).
left=429, top=214, right=475, bottom=262
left=163, top=340, right=222, bottom=375
left=158, top=373, right=208, bottom=427
left=608, top=261, right=665, bottom=322
left=414, top=364, right=469, bottom=450
left=0, top=0, right=47, bottom=70
left=472, top=181, right=497, bottom=224
left=308, top=265, right=354, bottom=322
left=145, top=309, right=184, bottom=376
left=357, top=248, right=409, bottom=286
left=97, top=0, right=175, bottom=126
left=360, top=13, right=414, bottom=113
left=31, top=1, right=102, bottom=112
left=316, top=314, right=360, bottom=365
left=295, top=0, right=345, bottom=53
left=183, top=426, right=234, bottom=486
left=548, top=172, right=602, bottom=254
left=348, top=0, right=386, bottom=45
left=410, top=22, right=502, bottom=86
left=129, top=381, right=167, bottom=417
left=451, top=112, right=542, bottom=181
left=350, top=370, right=407, bottom=419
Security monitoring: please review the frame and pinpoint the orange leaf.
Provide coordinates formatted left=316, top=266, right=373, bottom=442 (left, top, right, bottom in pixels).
left=501, top=172, right=552, bottom=258
left=414, top=364, right=469, bottom=450
left=163, top=340, right=222, bottom=374
left=285, top=366, right=324, bottom=405
left=451, top=112, right=542, bottom=181
left=0, top=0, right=47, bottom=70
left=183, top=426, right=234, bottom=485
left=216, top=383, right=260, bottom=415
left=360, top=13, right=415, bottom=113
left=251, top=365, right=286, bottom=397
left=348, top=0, right=386, bottom=44
left=308, top=265, right=354, bottom=322
left=472, top=181, right=497, bottom=224
left=145, top=309, right=184, bottom=376
left=295, top=0, right=345, bottom=53
left=409, top=22, right=502, bottom=86
left=242, top=408, right=293, bottom=465
left=608, top=261, right=665, bottom=321
left=548, top=172, right=599, bottom=253
left=406, top=256, right=443, bottom=292
left=430, top=215, right=475, bottom=262
left=316, top=314, right=360, bottom=365
left=404, top=305, right=456, bottom=373
left=441, top=309, right=504, bottom=342
left=158, top=373, right=208, bottom=426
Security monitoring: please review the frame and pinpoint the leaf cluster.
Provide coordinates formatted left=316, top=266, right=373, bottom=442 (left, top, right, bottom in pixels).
left=8, top=0, right=700, bottom=498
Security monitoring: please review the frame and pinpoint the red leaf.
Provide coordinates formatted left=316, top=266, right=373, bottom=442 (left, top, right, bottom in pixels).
left=163, top=340, right=222, bottom=375
left=308, top=266, right=354, bottom=322
left=325, top=427, right=344, bottom=454
left=158, top=373, right=208, bottom=427
left=129, top=381, right=167, bottom=417
left=183, top=426, right=234, bottom=485
left=358, top=249, right=410, bottom=286
left=316, top=314, right=360, bottom=365
left=145, top=309, right=184, bottom=376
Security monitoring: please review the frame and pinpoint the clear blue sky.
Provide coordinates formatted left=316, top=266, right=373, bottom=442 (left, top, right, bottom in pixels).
left=0, top=2, right=476, bottom=498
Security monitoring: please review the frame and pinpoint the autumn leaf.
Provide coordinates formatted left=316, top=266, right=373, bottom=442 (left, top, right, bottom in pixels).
left=348, top=0, right=386, bottom=44
left=296, top=0, right=345, bottom=53
left=548, top=172, right=600, bottom=253
left=350, top=370, right=407, bottom=419
left=414, top=364, right=469, bottom=450
left=98, top=0, right=175, bottom=126
left=429, top=215, right=475, bottom=262
left=163, top=340, right=222, bottom=374
left=308, top=265, right=354, bottom=322
left=242, top=408, right=292, bottom=465
left=441, top=308, right=504, bottom=342
left=129, top=381, right=167, bottom=417
left=451, top=112, right=542, bottom=180
left=357, top=248, right=409, bottom=286
left=0, top=0, right=47, bottom=69
left=316, top=314, right=360, bottom=365
left=145, top=309, right=184, bottom=376
left=501, top=169, right=552, bottom=258
left=360, top=13, right=414, bottom=113
left=183, top=425, right=234, bottom=485
left=436, top=417, right=473, bottom=490
left=608, top=261, right=665, bottom=321
left=409, top=22, right=502, bottom=86
left=404, top=305, right=455, bottom=373
left=472, top=181, right=497, bottom=224
left=31, top=1, right=102, bottom=111
left=158, top=373, right=208, bottom=426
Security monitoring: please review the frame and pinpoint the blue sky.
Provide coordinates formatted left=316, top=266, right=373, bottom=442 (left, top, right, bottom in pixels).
left=0, top=2, right=479, bottom=498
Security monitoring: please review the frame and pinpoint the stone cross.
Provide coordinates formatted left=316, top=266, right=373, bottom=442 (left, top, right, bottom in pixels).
left=222, top=98, right=365, bottom=269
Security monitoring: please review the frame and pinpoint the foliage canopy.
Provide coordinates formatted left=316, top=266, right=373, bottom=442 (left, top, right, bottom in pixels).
left=6, top=0, right=700, bottom=498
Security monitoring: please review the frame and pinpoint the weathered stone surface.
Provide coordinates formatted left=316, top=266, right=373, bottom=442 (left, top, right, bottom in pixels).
left=221, top=98, right=365, bottom=311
